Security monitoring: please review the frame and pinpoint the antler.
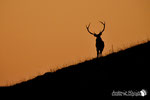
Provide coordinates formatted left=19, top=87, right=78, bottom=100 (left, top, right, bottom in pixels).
left=99, top=21, right=105, bottom=33
left=86, top=23, right=94, bottom=35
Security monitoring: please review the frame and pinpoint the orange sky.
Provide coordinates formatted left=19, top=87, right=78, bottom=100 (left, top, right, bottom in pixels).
left=0, top=0, right=150, bottom=86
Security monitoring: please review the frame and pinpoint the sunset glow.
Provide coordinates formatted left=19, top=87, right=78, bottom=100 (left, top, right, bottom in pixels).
left=0, top=0, right=150, bottom=86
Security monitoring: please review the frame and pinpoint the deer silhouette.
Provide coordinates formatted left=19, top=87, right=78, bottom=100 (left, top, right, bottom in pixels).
left=86, top=21, right=105, bottom=58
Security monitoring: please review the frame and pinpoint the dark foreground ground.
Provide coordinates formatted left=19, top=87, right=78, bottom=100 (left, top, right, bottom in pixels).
left=1, top=42, right=150, bottom=97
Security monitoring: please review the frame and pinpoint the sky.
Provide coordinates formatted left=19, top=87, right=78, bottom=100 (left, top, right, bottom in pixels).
left=0, top=0, right=150, bottom=86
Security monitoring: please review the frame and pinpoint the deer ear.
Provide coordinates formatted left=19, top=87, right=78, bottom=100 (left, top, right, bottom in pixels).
left=99, top=32, right=102, bottom=36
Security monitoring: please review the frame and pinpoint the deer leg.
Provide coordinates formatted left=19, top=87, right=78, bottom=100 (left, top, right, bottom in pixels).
left=96, top=49, right=99, bottom=58
left=100, top=51, right=102, bottom=57
left=100, top=44, right=104, bottom=57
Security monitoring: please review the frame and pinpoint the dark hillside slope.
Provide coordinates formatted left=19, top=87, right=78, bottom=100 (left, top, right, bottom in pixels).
left=2, top=42, right=150, bottom=95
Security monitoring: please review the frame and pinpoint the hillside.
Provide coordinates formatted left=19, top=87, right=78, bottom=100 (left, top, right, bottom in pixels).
left=1, top=41, right=150, bottom=96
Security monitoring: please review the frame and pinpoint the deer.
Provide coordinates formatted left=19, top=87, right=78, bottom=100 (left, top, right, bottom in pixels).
left=86, top=21, right=105, bottom=58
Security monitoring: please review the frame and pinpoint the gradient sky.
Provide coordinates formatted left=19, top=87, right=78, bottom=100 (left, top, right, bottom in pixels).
left=0, top=0, right=150, bottom=86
